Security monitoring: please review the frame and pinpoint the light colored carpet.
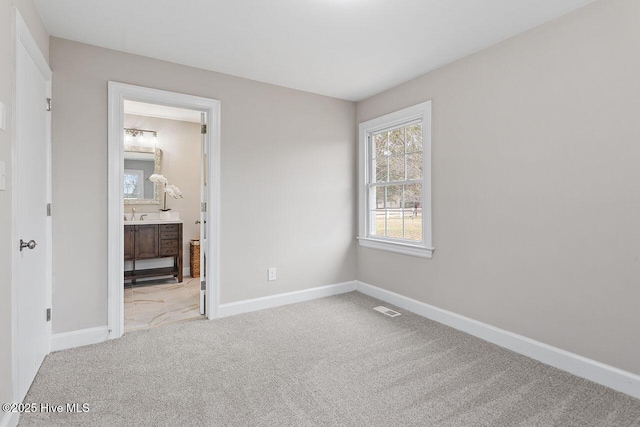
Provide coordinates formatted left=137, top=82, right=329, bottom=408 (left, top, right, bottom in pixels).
left=20, top=292, right=640, bottom=426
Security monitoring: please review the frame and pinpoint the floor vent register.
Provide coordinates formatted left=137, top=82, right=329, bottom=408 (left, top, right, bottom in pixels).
left=373, top=306, right=402, bottom=317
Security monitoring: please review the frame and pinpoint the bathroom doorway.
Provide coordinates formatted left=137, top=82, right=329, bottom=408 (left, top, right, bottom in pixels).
left=122, top=101, right=205, bottom=331
left=107, top=83, right=220, bottom=339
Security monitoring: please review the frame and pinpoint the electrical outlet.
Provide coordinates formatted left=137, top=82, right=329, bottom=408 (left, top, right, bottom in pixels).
left=268, top=267, right=276, bottom=281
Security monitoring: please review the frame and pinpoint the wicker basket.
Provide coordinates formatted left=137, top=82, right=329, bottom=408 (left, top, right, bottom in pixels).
left=190, top=239, right=200, bottom=278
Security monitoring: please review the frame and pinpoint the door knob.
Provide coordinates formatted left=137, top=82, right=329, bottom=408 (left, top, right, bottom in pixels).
left=20, top=239, right=37, bottom=251
left=195, top=220, right=201, bottom=224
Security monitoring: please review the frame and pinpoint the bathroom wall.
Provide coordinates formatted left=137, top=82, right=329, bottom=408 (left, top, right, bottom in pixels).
left=123, top=113, right=202, bottom=272
left=356, top=0, right=640, bottom=375
left=50, top=37, right=357, bottom=334
left=0, top=0, right=49, bottom=413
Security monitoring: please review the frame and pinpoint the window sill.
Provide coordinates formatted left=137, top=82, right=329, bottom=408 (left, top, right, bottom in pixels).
left=357, top=237, right=434, bottom=259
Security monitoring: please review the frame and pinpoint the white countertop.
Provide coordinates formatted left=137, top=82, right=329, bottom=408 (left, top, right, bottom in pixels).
left=124, top=211, right=181, bottom=225
left=124, top=220, right=183, bottom=225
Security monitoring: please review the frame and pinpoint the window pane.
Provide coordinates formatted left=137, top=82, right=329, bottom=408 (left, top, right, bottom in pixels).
left=403, top=183, right=422, bottom=241
left=406, top=123, right=422, bottom=153
left=375, top=156, right=388, bottom=182
left=388, top=127, right=404, bottom=156
left=389, top=155, right=404, bottom=181
left=373, top=211, right=386, bottom=236
left=124, top=173, right=141, bottom=198
left=386, top=185, right=402, bottom=209
left=404, top=183, right=422, bottom=208
left=374, top=132, right=387, bottom=158
left=404, top=210, right=422, bottom=241
left=375, top=187, right=385, bottom=209
left=386, top=185, right=403, bottom=238
left=386, top=210, right=403, bottom=238
left=406, top=152, right=422, bottom=180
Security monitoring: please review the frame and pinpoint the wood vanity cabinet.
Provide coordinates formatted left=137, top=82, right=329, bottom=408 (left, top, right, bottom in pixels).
left=124, top=223, right=183, bottom=285
left=135, top=225, right=159, bottom=259
left=124, top=226, right=134, bottom=260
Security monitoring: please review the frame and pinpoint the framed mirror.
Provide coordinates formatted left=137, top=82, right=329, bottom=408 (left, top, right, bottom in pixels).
left=124, top=147, right=162, bottom=204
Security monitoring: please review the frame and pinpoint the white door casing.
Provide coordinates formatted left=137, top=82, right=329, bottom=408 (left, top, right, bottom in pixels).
left=107, top=82, right=221, bottom=338
left=199, top=112, right=207, bottom=315
left=12, top=9, right=53, bottom=403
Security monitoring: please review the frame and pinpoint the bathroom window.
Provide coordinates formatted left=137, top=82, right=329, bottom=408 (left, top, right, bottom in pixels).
left=358, top=101, right=433, bottom=258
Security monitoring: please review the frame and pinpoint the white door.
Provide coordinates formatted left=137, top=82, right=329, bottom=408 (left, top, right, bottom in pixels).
left=16, top=27, right=51, bottom=400
left=199, top=113, right=207, bottom=315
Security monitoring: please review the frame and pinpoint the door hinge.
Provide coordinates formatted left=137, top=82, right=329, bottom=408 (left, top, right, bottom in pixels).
left=46, top=203, right=51, bottom=216
left=201, top=202, right=207, bottom=212
left=46, top=98, right=51, bottom=112
left=201, top=280, right=206, bottom=290
left=201, top=124, right=207, bottom=134
left=46, top=308, right=51, bottom=322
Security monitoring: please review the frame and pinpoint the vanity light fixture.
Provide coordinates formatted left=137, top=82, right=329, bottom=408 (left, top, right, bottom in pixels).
left=124, top=128, right=158, bottom=150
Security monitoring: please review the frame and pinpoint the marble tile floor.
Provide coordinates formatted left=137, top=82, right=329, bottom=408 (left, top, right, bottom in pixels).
left=124, top=276, right=203, bottom=332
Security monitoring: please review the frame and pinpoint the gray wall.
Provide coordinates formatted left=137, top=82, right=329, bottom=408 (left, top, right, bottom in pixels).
left=50, top=37, right=357, bottom=333
left=356, top=0, right=640, bottom=375
left=0, top=0, right=49, bottom=409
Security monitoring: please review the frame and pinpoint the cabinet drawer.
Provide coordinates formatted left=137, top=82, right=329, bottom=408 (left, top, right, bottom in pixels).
left=160, top=247, right=179, bottom=256
left=160, top=239, right=178, bottom=248
left=160, top=231, right=178, bottom=239
left=159, top=224, right=179, bottom=232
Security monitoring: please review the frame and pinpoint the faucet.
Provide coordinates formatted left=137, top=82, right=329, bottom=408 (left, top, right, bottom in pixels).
left=131, top=207, right=136, bottom=221
left=140, top=214, right=148, bottom=221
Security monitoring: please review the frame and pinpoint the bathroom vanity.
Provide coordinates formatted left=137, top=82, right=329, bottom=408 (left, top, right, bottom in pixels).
left=124, top=221, right=183, bottom=284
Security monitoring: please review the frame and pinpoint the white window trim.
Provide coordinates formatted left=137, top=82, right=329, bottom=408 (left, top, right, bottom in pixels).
left=358, top=101, right=434, bottom=259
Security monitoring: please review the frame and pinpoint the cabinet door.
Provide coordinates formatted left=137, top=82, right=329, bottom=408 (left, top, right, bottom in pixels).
left=124, top=226, right=135, bottom=260
left=135, top=225, right=159, bottom=259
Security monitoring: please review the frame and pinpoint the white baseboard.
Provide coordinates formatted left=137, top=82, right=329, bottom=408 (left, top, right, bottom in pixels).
left=356, top=281, right=640, bottom=399
left=50, top=326, right=110, bottom=352
left=218, top=281, right=358, bottom=318
left=0, top=411, right=19, bottom=427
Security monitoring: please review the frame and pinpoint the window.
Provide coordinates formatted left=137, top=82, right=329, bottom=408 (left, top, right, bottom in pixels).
left=358, top=101, right=433, bottom=258
left=124, top=169, right=144, bottom=199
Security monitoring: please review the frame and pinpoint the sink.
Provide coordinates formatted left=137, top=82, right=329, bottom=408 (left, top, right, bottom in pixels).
left=124, top=212, right=181, bottom=225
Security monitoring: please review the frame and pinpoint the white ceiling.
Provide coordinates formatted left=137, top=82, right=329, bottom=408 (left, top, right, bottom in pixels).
left=35, top=0, right=596, bottom=101
left=124, top=100, right=201, bottom=123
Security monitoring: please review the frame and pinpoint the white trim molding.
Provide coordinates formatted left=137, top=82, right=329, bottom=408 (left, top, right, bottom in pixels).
left=50, top=282, right=357, bottom=350
left=218, top=281, right=358, bottom=318
left=357, top=237, right=434, bottom=258
left=50, top=327, right=110, bottom=352
left=0, top=411, right=19, bottom=427
left=51, top=326, right=109, bottom=351
left=356, top=281, right=640, bottom=399
left=108, top=82, right=221, bottom=339
left=358, top=101, right=433, bottom=259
